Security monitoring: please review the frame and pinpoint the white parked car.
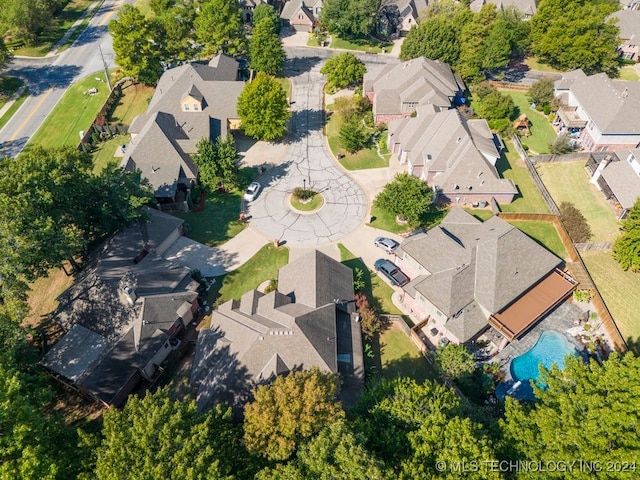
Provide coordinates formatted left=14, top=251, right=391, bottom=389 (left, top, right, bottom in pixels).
left=244, top=182, right=261, bottom=201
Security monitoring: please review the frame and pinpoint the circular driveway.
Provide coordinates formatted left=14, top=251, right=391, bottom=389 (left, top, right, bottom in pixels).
left=247, top=57, right=367, bottom=246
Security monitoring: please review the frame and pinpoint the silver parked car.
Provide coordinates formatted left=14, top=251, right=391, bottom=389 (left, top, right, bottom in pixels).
left=244, top=182, right=261, bottom=201
left=374, top=236, right=399, bottom=254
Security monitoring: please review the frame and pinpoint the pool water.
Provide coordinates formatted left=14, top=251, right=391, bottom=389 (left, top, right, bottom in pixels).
left=506, top=331, right=578, bottom=400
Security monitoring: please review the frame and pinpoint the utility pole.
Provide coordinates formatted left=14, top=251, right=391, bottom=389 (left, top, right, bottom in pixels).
left=98, top=45, right=113, bottom=92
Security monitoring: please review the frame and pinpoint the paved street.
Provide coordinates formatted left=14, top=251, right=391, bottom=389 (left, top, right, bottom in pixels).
left=247, top=55, right=368, bottom=246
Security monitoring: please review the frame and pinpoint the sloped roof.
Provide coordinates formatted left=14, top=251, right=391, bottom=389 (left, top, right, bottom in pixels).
left=609, top=9, right=640, bottom=43
left=470, top=0, right=536, bottom=15
left=398, top=208, right=563, bottom=318
left=554, top=69, right=640, bottom=135
left=601, top=150, right=640, bottom=209
left=364, top=57, right=465, bottom=115
left=280, top=0, right=314, bottom=21
left=191, top=250, right=355, bottom=410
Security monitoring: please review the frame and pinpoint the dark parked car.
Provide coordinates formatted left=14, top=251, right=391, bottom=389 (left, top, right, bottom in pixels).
left=374, top=236, right=399, bottom=254
left=374, top=259, right=409, bottom=287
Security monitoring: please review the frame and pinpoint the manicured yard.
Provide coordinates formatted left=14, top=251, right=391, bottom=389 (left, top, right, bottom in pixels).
left=109, top=82, right=155, bottom=126
left=368, top=205, right=413, bottom=234
left=619, top=66, right=639, bottom=81
left=501, top=91, right=557, bottom=155
left=508, top=220, right=568, bottom=260
left=380, top=325, right=438, bottom=383
left=581, top=250, right=640, bottom=344
left=524, top=56, right=564, bottom=73
left=28, top=74, right=111, bottom=149
left=91, top=135, right=129, bottom=173
left=325, top=109, right=388, bottom=170
left=465, top=208, right=494, bottom=221
left=24, top=268, right=74, bottom=328
left=330, top=36, right=391, bottom=53
left=11, top=0, right=95, bottom=57
left=338, top=244, right=403, bottom=315
left=535, top=161, right=620, bottom=242
left=498, top=140, right=550, bottom=213
left=276, top=77, right=291, bottom=100
left=210, top=244, right=289, bottom=306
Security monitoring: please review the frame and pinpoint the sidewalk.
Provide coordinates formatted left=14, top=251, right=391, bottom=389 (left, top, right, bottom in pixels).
left=0, top=85, right=27, bottom=118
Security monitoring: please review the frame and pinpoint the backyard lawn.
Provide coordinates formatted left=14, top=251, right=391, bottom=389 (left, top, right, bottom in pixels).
left=379, top=325, right=438, bottom=383
left=325, top=109, right=388, bottom=170
left=619, top=66, right=639, bottom=81
left=501, top=91, right=557, bottom=155
left=91, top=136, right=129, bottom=173
left=28, top=74, right=111, bottom=149
left=209, top=244, right=289, bottom=306
left=535, top=161, right=620, bottom=242
left=498, top=140, right=549, bottom=213
left=581, top=250, right=640, bottom=344
left=109, top=82, right=155, bottom=126
left=508, top=220, right=568, bottom=260
left=24, top=268, right=74, bottom=328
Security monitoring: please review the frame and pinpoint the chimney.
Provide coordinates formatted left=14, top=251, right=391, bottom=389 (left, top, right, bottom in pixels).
left=591, top=154, right=612, bottom=185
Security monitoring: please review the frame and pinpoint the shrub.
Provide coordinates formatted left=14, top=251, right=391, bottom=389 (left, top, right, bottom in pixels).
left=559, top=201, right=592, bottom=243
left=353, top=268, right=365, bottom=292
left=573, top=289, right=592, bottom=303
left=355, top=293, right=388, bottom=338
left=292, top=187, right=315, bottom=200
left=264, top=278, right=277, bottom=293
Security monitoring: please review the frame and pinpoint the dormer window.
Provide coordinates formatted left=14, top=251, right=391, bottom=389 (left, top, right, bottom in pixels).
left=193, top=103, right=199, bottom=111
left=184, top=104, right=190, bottom=111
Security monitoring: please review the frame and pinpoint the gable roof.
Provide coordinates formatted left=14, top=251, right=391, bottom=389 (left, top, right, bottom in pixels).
left=280, top=0, right=315, bottom=21
left=555, top=70, right=640, bottom=135
left=470, top=0, right=536, bottom=16
left=609, top=9, right=640, bottom=43
left=190, top=250, right=355, bottom=410
left=399, top=208, right=563, bottom=326
left=602, top=149, right=640, bottom=209
left=364, top=57, right=465, bottom=115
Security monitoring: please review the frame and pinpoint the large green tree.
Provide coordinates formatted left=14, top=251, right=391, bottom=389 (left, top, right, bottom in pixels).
left=501, top=353, right=640, bottom=476
left=237, top=72, right=291, bottom=141
left=434, top=344, right=476, bottom=382
left=320, top=52, right=366, bottom=90
left=0, top=0, right=51, bottom=45
left=109, top=5, right=165, bottom=85
left=243, top=368, right=345, bottom=461
left=613, top=198, right=640, bottom=272
left=157, top=3, right=198, bottom=61
left=373, top=172, right=434, bottom=228
left=320, top=0, right=381, bottom=37
left=194, top=0, right=246, bottom=56
left=457, top=4, right=499, bottom=83
left=249, top=17, right=285, bottom=76
left=252, top=4, right=280, bottom=33
left=399, top=16, right=461, bottom=65
left=94, top=389, right=242, bottom=480
left=0, top=38, right=11, bottom=71
left=527, top=77, right=555, bottom=106
left=195, top=135, right=239, bottom=191
left=530, top=0, right=620, bottom=75
left=339, top=114, right=369, bottom=153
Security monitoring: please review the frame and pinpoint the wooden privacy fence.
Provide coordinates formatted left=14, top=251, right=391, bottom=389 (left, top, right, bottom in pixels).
left=532, top=152, right=591, bottom=163
left=497, top=212, right=627, bottom=352
left=488, top=81, right=530, bottom=92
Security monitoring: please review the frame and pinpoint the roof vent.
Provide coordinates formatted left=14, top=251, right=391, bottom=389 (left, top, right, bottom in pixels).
left=454, top=184, right=459, bottom=190
left=477, top=171, right=483, bottom=177
left=467, top=185, right=472, bottom=190
left=623, top=88, right=629, bottom=98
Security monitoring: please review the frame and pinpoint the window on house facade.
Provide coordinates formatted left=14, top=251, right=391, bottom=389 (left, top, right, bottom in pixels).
left=184, top=104, right=189, bottom=111
left=298, top=13, right=304, bottom=19
left=402, top=102, right=418, bottom=113
left=193, top=104, right=199, bottom=111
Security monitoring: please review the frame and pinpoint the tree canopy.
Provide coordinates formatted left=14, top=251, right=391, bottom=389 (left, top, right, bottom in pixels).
left=249, top=17, right=285, bottom=76
left=559, top=201, right=592, bottom=244
left=529, top=0, right=620, bottom=75
left=195, top=135, right=240, bottom=191
left=320, top=53, right=366, bottom=91
left=252, top=4, right=280, bottom=33
left=195, top=0, right=246, bottom=56
left=400, top=16, right=461, bottom=65
left=237, top=72, right=291, bottom=141
left=243, top=368, right=345, bottom=461
left=0, top=39, right=11, bottom=71
left=108, top=5, right=165, bottom=85
left=320, top=0, right=381, bottom=37
left=527, top=77, right=556, bottom=106
left=0, top=0, right=64, bottom=46
left=613, top=198, right=640, bottom=272
left=501, top=353, right=640, bottom=475
left=373, top=172, right=434, bottom=228
left=94, top=389, right=242, bottom=480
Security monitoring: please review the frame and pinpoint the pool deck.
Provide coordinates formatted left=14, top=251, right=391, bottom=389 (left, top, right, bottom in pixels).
left=492, top=301, right=585, bottom=384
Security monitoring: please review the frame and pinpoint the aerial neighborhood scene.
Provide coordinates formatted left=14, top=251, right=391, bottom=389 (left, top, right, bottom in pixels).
left=1, top=0, right=640, bottom=477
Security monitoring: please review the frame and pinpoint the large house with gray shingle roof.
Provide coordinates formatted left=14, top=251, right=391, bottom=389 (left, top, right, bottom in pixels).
left=587, top=149, right=640, bottom=219
left=388, top=106, right=517, bottom=204
left=396, top=208, right=576, bottom=344
left=554, top=70, right=640, bottom=152
left=280, top=0, right=323, bottom=31
left=470, top=0, right=536, bottom=19
left=122, top=54, right=244, bottom=205
left=42, top=208, right=200, bottom=407
left=363, top=57, right=466, bottom=126
left=609, top=9, right=640, bottom=61
left=190, top=250, right=364, bottom=410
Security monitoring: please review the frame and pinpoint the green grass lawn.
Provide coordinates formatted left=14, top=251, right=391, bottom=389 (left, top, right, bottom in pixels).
left=367, top=205, right=412, bottom=234
left=28, top=74, right=111, bottom=149
left=380, top=326, right=437, bottom=383
left=535, top=162, right=620, bottom=242
left=325, top=110, right=388, bottom=169
left=210, top=244, right=289, bottom=305
left=11, top=0, right=95, bottom=57
left=524, top=56, right=564, bottom=73
left=498, top=140, right=549, bottom=213
left=508, top=220, right=568, bottom=260
left=290, top=192, right=324, bottom=211
left=276, top=77, right=291, bottom=99
left=91, top=135, right=129, bottom=173
left=501, top=91, right=557, bottom=155
left=0, top=85, right=29, bottom=131
left=338, top=244, right=403, bottom=315
left=581, top=250, right=640, bottom=344
left=619, top=66, right=640, bottom=81
left=465, top=208, right=494, bottom=221
left=109, top=82, right=154, bottom=126
left=330, top=36, right=391, bottom=53
left=135, top=0, right=154, bottom=17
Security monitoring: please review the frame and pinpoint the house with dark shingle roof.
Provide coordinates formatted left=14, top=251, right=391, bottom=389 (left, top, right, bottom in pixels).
left=42, top=208, right=200, bottom=407
left=190, top=250, right=364, bottom=411
left=363, top=57, right=466, bottom=126
left=388, top=106, right=517, bottom=204
left=554, top=70, right=640, bottom=151
left=587, top=150, right=640, bottom=219
left=396, top=208, right=576, bottom=344
left=379, top=0, right=429, bottom=36
left=122, top=54, right=244, bottom=205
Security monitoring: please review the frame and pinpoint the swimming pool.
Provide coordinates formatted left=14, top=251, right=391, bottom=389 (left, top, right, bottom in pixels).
left=509, top=331, right=578, bottom=399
